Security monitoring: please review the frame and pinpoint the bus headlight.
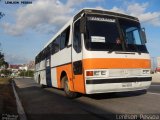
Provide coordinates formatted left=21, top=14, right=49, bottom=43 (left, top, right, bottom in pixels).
left=94, top=71, right=101, bottom=76
left=101, top=71, right=106, bottom=75
left=142, top=69, right=150, bottom=75
left=86, top=71, right=94, bottom=76
left=86, top=70, right=108, bottom=77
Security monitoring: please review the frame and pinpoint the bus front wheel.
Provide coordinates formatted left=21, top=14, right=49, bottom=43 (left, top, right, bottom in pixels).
left=63, top=76, right=78, bottom=98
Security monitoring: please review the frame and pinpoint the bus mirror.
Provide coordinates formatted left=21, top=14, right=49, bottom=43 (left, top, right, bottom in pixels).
left=141, top=28, right=147, bottom=43
left=80, top=17, right=86, bottom=33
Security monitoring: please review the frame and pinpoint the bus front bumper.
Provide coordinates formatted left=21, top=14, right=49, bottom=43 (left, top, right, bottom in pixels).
left=85, top=77, right=152, bottom=94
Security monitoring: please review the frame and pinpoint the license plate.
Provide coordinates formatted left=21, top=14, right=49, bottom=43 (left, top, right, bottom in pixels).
left=122, top=83, right=132, bottom=87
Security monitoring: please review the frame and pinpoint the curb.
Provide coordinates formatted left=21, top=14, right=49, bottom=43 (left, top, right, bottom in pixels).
left=11, top=80, right=27, bottom=120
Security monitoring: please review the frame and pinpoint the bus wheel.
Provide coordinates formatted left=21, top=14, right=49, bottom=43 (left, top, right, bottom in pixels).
left=63, top=76, right=78, bottom=98
left=38, top=75, right=46, bottom=88
left=38, top=75, right=41, bottom=84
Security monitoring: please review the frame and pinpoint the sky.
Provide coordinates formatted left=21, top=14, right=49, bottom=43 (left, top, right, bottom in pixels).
left=0, top=0, right=160, bottom=64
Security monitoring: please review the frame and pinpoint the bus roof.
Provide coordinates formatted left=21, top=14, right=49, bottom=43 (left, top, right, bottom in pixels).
left=74, top=8, right=139, bottom=21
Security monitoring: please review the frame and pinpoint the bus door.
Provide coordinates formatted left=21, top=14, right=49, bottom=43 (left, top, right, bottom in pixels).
left=71, top=19, right=85, bottom=93
left=46, top=56, right=52, bottom=87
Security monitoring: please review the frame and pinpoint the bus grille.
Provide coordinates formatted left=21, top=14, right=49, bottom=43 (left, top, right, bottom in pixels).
left=109, top=69, right=142, bottom=77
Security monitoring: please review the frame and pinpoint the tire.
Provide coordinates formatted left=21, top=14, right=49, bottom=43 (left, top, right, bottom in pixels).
left=38, top=75, right=46, bottom=88
left=38, top=75, right=41, bottom=84
left=141, top=89, right=147, bottom=94
left=41, top=84, right=46, bottom=88
left=63, top=76, right=78, bottom=98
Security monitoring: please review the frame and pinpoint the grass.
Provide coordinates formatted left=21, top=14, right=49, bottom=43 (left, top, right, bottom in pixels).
left=0, top=78, right=18, bottom=117
left=0, top=78, right=10, bottom=85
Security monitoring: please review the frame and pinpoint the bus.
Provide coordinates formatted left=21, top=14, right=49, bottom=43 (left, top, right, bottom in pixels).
left=35, top=8, right=152, bottom=98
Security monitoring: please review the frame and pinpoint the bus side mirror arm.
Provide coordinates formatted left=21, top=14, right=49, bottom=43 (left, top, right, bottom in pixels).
left=141, top=28, right=147, bottom=43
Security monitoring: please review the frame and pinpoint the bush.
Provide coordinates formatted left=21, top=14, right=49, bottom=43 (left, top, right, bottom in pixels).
left=19, top=70, right=34, bottom=77
left=0, top=69, right=12, bottom=76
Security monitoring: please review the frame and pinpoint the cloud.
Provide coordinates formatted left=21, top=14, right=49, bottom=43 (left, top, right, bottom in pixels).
left=87, top=0, right=104, bottom=2
left=110, top=6, right=125, bottom=14
left=5, top=54, right=30, bottom=64
left=2, top=0, right=103, bottom=36
left=126, top=3, right=160, bottom=26
left=127, top=3, right=148, bottom=15
left=103, top=2, right=160, bottom=27
left=3, top=1, right=160, bottom=36
left=3, top=0, right=73, bottom=36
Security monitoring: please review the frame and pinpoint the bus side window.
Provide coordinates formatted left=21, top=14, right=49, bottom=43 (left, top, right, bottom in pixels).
left=60, top=26, right=70, bottom=50
left=73, top=20, right=81, bottom=53
left=49, top=43, right=52, bottom=56
left=52, top=36, right=60, bottom=54
left=51, top=42, right=55, bottom=55
left=45, top=46, right=50, bottom=58
left=55, top=36, right=60, bottom=53
left=42, top=50, right=45, bottom=60
left=35, top=56, right=38, bottom=64
left=39, top=52, right=42, bottom=62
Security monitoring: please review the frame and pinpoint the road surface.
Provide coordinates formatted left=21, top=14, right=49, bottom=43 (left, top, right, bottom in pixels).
left=14, top=77, right=160, bottom=120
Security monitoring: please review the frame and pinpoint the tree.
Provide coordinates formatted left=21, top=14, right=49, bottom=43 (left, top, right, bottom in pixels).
left=0, top=69, right=12, bottom=76
left=19, top=70, right=34, bottom=77
left=0, top=12, right=5, bottom=19
left=0, top=43, right=8, bottom=68
left=19, top=70, right=26, bottom=77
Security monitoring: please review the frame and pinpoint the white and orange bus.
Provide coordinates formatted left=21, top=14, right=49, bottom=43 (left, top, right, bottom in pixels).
left=34, top=9, right=152, bottom=98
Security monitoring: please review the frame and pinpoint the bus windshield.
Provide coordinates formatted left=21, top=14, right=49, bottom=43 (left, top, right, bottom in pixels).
left=85, top=16, right=148, bottom=53
left=119, top=19, right=148, bottom=53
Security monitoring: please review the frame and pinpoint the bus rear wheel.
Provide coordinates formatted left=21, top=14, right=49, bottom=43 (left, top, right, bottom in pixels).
left=38, top=75, right=46, bottom=88
left=63, top=76, right=78, bottom=98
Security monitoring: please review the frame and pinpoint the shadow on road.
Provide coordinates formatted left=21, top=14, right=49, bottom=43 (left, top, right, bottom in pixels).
left=84, top=90, right=147, bottom=100
left=14, top=85, right=111, bottom=120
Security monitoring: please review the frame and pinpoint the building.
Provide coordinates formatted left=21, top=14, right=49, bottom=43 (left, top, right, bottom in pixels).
left=8, top=64, right=21, bottom=72
left=19, top=65, right=28, bottom=71
left=5, top=61, right=35, bottom=77
left=8, top=64, right=21, bottom=76
left=157, top=57, right=160, bottom=68
left=27, top=61, right=35, bottom=70
left=156, top=57, right=160, bottom=72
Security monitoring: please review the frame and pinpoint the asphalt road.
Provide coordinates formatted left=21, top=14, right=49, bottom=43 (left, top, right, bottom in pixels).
left=148, top=83, right=160, bottom=94
left=14, top=78, right=160, bottom=120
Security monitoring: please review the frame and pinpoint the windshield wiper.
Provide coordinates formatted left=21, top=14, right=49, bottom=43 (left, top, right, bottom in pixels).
left=108, top=38, right=123, bottom=53
left=108, top=43, right=118, bottom=53
left=132, top=43, right=141, bottom=54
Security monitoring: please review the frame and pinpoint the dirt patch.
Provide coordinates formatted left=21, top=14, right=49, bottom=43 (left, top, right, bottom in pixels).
left=0, top=78, right=19, bottom=119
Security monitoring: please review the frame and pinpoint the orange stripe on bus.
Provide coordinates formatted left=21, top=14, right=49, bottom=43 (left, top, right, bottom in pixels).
left=83, top=58, right=151, bottom=69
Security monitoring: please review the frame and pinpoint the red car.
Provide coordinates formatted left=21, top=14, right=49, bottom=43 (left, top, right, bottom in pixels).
left=155, top=67, right=160, bottom=72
